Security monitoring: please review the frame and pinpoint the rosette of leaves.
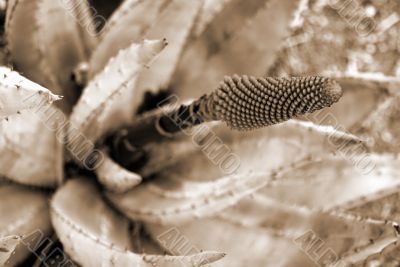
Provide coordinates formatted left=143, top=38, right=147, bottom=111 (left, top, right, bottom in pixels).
left=1, top=0, right=400, bottom=267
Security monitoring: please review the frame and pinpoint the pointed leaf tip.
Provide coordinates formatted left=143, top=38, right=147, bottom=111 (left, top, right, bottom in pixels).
left=69, top=38, right=167, bottom=163
left=95, top=153, right=142, bottom=193
left=139, top=39, right=169, bottom=63
left=194, top=251, right=227, bottom=265
left=0, top=67, right=62, bottom=118
left=51, top=179, right=225, bottom=267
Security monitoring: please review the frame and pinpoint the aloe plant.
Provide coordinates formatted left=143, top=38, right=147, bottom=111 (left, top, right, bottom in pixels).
left=1, top=0, right=400, bottom=266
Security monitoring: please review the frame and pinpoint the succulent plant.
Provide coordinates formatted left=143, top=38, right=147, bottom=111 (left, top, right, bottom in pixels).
left=1, top=0, right=400, bottom=266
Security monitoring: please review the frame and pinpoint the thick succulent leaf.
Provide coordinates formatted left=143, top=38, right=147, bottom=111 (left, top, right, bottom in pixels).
left=66, top=0, right=98, bottom=53
left=95, top=153, right=142, bottom=193
left=109, top=0, right=202, bottom=128
left=0, top=106, right=63, bottom=187
left=141, top=173, right=400, bottom=267
left=135, top=0, right=202, bottom=94
left=89, top=0, right=201, bottom=123
left=0, top=67, right=62, bottom=119
left=259, top=154, right=400, bottom=209
left=142, top=153, right=400, bottom=266
left=89, top=0, right=169, bottom=77
left=139, top=119, right=361, bottom=177
left=292, top=210, right=398, bottom=266
left=327, top=187, right=400, bottom=265
left=51, top=179, right=132, bottom=251
left=180, top=154, right=400, bottom=265
left=0, top=183, right=52, bottom=266
left=222, top=195, right=398, bottom=252
left=349, top=240, right=400, bottom=266
left=148, top=218, right=307, bottom=267
left=51, top=178, right=225, bottom=267
left=192, top=0, right=230, bottom=37
left=6, top=0, right=45, bottom=86
left=108, top=171, right=271, bottom=225
left=124, top=120, right=361, bottom=225
left=0, top=67, right=64, bottom=187
left=68, top=39, right=167, bottom=163
left=146, top=204, right=397, bottom=267
left=339, top=186, right=400, bottom=224
left=35, top=0, right=95, bottom=111
left=6, top=0, right=94, bottom=112
left=108, top=119, right=360, bottom=224
left=97, top=0, right=139, bottom=40
left=171, top=0, right=299, bottom=99
left=222, top=158, right=400, bottom=230
left=356, top=94, right=400, bottom=154
left=218, top=194, right=312, bottom=234
left=217, top=156, right=400, bottom=264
